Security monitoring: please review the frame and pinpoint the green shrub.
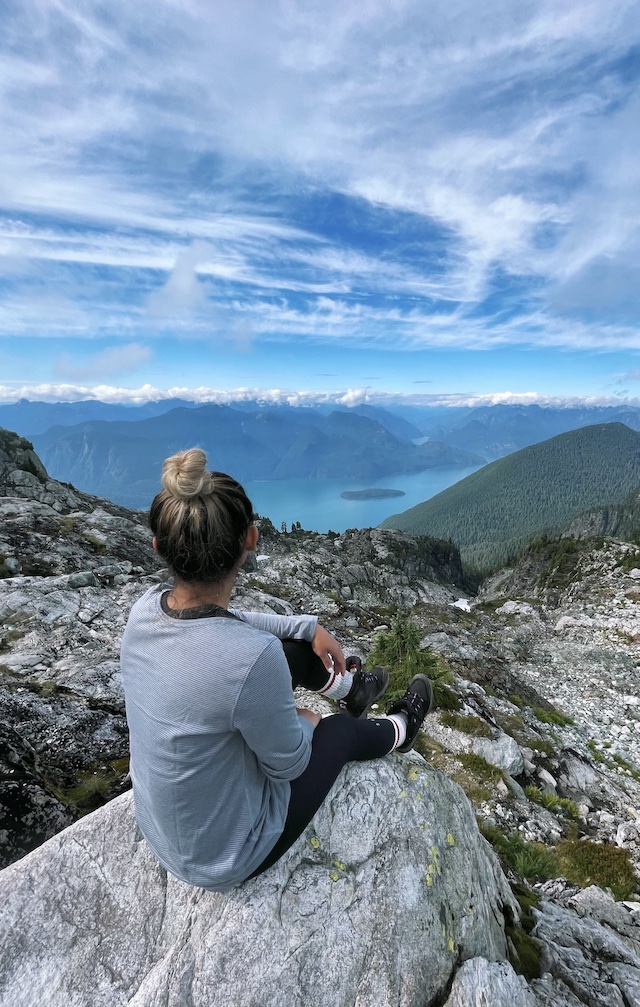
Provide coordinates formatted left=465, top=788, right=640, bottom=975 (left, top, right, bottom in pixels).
left=435, top=684, right=462, bottom=711
left=366, top=610, right=455, bottom=709
left=620, top=550, right=640, bottom=572
left=557, top=840, right=638, bottom=900
left=440, top=711, right=493, bottom=738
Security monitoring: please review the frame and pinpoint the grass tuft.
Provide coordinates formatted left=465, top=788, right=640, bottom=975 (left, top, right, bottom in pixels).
left=480, top=824, right=559, bottom=882
left=532, top=706, right=574, bottom=727
left=524, top=786, right=580, bottom=819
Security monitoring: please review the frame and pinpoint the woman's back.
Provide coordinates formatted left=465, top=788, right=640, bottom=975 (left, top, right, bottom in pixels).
left=121, top=584, right=312, bottom=891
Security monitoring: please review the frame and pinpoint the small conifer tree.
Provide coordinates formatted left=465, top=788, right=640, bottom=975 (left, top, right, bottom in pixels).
left=366, top=610, right=459, bottom=709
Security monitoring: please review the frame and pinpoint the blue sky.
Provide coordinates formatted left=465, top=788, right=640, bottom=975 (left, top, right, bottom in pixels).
left=1, top=0, right=640, bottom=408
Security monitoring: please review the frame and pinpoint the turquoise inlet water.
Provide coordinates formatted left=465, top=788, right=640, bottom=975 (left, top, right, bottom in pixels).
left=244, top=465, right=483, bottom=533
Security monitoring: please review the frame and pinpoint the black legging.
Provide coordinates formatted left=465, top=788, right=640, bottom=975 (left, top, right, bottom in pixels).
left=249, top=640, right=395, bottom=878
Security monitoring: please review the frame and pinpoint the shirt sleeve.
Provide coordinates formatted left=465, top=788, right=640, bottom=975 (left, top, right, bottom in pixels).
left=232, top=637, right=314, bottom=781
left=231, top=610, right=318, bottom=642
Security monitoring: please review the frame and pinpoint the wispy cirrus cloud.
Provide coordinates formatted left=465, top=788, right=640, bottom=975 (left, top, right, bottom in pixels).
left=0, top=0, right=639, bottom=376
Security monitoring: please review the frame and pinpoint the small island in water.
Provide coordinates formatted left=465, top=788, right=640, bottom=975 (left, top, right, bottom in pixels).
left=340, top=488, right=406, bottom=501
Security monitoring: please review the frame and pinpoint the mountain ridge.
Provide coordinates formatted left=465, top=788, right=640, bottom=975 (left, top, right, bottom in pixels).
left=380, top=422, right=640, bottom=572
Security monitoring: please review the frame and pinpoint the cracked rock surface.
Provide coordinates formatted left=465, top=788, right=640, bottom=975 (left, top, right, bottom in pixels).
left=0, top=756, right=517, bottom=1007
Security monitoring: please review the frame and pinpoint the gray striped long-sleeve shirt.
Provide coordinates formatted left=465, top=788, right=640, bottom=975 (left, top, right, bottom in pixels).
left=120, top=584, right=318, bottom=891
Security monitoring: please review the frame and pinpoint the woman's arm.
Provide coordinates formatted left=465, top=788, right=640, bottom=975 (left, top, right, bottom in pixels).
left=231, top=610, right=318, bottom=641
left=232, top=638, right=315, bottom=781
left=233, top=612, right=346, bottom=676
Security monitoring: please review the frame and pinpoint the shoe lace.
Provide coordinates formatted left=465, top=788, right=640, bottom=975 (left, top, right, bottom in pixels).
left=404, top=690, right=426, bottom=718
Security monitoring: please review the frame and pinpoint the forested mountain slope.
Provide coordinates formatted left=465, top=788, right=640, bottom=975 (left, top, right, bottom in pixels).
left=380, top=423, right=640, bottom=572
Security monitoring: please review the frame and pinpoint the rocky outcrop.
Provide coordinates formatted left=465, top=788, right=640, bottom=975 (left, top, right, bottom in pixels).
left=0, top=427, right=160, bottom=578
left=254, top=521, right=466, bottom=609
left=532, top=895, right=640, bottom=1007
left=0, top=756, right=519, bottom=1007
left=0, top=427, right=163, bottom=865
left=3, top=427, right=640, bottom=1006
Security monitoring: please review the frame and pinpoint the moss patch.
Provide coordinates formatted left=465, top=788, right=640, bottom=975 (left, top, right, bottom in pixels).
left=0, top=629, right=26, bottom=652
left=556, top=840, right=639, bottom=900
left=81, top=533, right=108, bottom=555
left=440, top=711, right=493, bottom=738
left=450, top=753, right=506, bottom=803
left=457, top=752, right=504, bottom=782
left=247, top=578, right=292, bottom=600
left=506, top=881, right=545, bottom=982
left=56, top=757, right=130, bottom=815
left=58, top=516, right=78, bottom=536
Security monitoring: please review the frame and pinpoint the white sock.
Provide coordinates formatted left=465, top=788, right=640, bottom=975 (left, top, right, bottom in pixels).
left=317, top=668, right=354, bottom=701
left=385, top=713, right=408, bottom=750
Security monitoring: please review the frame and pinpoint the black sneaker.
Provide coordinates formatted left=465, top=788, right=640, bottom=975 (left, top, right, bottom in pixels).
left=386, top=674, right=433, bottom=753
left=340, top=661, right=390, bottom=719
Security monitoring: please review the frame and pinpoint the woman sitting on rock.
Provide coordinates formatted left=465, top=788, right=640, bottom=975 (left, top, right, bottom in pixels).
left=120, top=448, right=432, bottom=891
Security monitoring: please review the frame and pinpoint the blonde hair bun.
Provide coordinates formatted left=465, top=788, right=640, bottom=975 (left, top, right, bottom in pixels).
left=162, top=448, right=216, bottom=499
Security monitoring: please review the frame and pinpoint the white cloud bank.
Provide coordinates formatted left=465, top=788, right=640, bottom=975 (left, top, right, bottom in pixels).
left=1, top=383, right=639, bottom=410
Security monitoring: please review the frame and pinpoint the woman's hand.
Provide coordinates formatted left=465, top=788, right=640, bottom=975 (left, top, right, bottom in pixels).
left=297, top=708, right=322, bottom=729
left=312, top=624, right=346, bottom=676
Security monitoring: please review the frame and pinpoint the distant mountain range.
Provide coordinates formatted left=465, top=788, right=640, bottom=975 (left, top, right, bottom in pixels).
left=427, top=403, right=640, bottom=460
left=380, top=422, right=640, bottom=573
left=3, top=398, right=640, bottom=453
left=3, top=398, right=640, bottom=514
left=21, top=405, right=481, bottom=509
left=0, top=398, right=202, bottom=435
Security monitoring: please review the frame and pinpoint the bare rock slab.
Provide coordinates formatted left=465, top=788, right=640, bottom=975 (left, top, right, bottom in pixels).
left=0, top=755, right=519, bottom=1007
left=441, top=958, right=537, bottom=1006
